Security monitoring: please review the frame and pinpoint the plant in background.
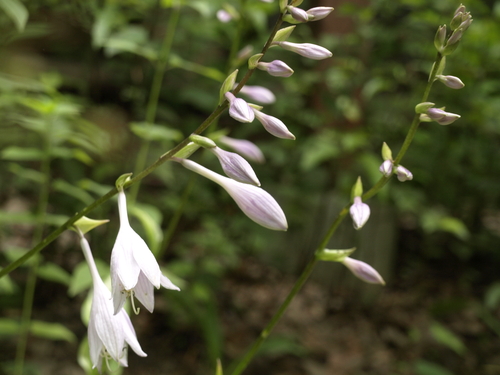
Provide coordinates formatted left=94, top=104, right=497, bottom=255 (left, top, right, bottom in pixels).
left=0, top=1, right=475, bottom=374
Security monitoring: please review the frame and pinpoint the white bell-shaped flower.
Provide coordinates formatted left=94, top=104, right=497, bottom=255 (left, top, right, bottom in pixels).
left=111, top=190, right=179, bottom=315
left=79, top=234, right=147, bottom=372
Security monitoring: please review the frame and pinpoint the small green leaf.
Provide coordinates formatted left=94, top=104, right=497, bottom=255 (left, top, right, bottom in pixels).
left=2, top=147, right=43, bottom=161
left=129, top=203, right=163, bottom=255
left=219, top=69, right=239, bottom=105
left=53, top=179, right=95, bottom=205
left=173, top=142, right=200, bottom=159
left=37, top=263, right=71, bottom=285
left=30, top=320, right=76, bottom=342
left=273, top=26, right=296, bottom=42
left=130, top=122, right=183, bottom=142
left=430, top=321, right=466, bottom=355
left=215, top=359, right=223, bottom=375
left=0, top=273, right=17, bottom=294
left=68, top=259, right=109, bottom=297
left=0, top=0, right=28, bottom=32
left=316, top=247, right=356, bottom=262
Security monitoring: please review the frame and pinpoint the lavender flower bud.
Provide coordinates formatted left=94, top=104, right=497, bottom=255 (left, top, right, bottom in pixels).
left=257, top=60, right=294, bottom=77
left=436, top=75, right=465, bottom=89
left=434, top=25, right=446, bottom=51
left=252, top=108, right=296, bottom=140
left=209, top=147, right=260, bottom=186
left=287, top=6, right=309, bottom=23
left=437, top=113, right=461, bottom=125
left=350, top=196, right=370, bottom=230
left=341, top=257, right=385, bottom=285
left=306, top=6, right=334, bottom=21
left=176, top=158, right=287, bottom=231
left=225, top=92, right=255, bottom=123
left=216, top=10, right=232, bottom=23
left=219, top=136, right=265, bottom=164
left=425, top=107, right=460, bottom=125
left=395, top=165, right=413, bottom=182
left=379, top=160, right=393, bottom=177
left=275, top=41, right=332, bottom=60
left=238, top=85, right=276, bottom=104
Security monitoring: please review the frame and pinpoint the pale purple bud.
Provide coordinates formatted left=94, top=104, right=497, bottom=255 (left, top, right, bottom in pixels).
left=426, top=107, right=448, bottom=120
left=276, top=41, right=332, bottom=60
left=252, top=109, right=296, bottom=140
left=436, top=75, right=465, bottom=89
left=454, top=4, right=466, bottom=17
left=446, top=28, right=463, bottom=46
left=238, top=85, right=276, bottom=104
left=395, top=165, right=413, bottom=182
left=177, top=158, right=287, bottom=231
left=257, top=60, right=294, bottom=77
left=219, top=136, right=265, bottom=164
left=437, top=113, right=461, bottom=125
left=350, top=196, right=370, bottom=230
left=210, top=146, right=260, bottom=186
left=379, top=160, right=393, bottom=177
left=341, top=257, right=385, bottom=285
left=216, top=9, right=232, bottom=23
left=287, top=6, right=309, bottom=23
left=306, top=6, right=334, bottom=21
left=225, top=92, right=255, bottom=123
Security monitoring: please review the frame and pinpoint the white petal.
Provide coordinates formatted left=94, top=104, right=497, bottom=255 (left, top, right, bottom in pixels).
left=111, top=228, right=141, bottom=290
left=118, top=309, right=147, bottom=357
left=130, top=230, right=161, bottom=288
left=111, top=272, right=127, bottom=315
left=87, top=317, right=103, bottom=370
left=134, top=272, right=155, bottom=313
left=160, top=274, right=181, bottom=291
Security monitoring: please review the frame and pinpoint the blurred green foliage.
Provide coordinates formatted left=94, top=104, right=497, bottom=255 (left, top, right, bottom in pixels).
left=0, top=0, right=499, bottom=374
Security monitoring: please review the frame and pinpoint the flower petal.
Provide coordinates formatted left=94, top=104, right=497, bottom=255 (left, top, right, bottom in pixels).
left=160, top=274, right=180, bottom=291
left=111, top=228, right=141, bottom=290
left=119, top=309, right=147, bottom=357
left=130, top=230, right=162, bottom=288
left=133, top=272, right=155, bottom=313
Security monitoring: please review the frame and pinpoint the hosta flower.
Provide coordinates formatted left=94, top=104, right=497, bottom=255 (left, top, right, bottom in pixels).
left=238, top=85, right=276, bottom=104
left=379, top=160, right=393, bottom=177
left=225, top=92, right=255, bottom=123
left=219, top=136, right=265, bottom=164
left=342, top=257, right=385, bottom=285
left=111, top=190, right=179, bottom=314
left=257, top=60, right=294, bottom=77
left=252, top=108, right=296, bottom=140
left=79, top=234, right=147, bottom=372
left=209, top=146, right=260, bottom=186
left=395, top=165, right=413, bottom=182
left=175, top=158, right=287, bottom=231
left=287, top=6, right=309, bottom=23
left=275, top=41, right=332, bottom=60
left=350, top=196, right=370, bottom=230
left=306, top=7, right=334, bottom=21
left=436, top=75, right=465, bottom=89
left=425, top=107, right=461, bottom=125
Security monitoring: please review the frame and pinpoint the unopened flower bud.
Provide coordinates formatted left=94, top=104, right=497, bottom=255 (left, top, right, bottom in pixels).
left=275, top=41, right=332, bottom=60
left=379, top=160, right=393, bottom=177
left=306, top=6, right=334, bottom=21
left=238, top=85, right=276, bottom=104
left=436, top=75, right=465, bottom=89
left=176, top=158, right=287, bottom=231
left=217, top=10, right=232, bottom=23
left=450, top=12, right=463, bottom=30
left=415, top=102, right=435, bottom=114
left=341, top=257, right=385, bottom=285
left=395, top=165, right=413, bottom=182
left=426, top=107, right=447, bottom=120
left=434, top=25, right=446, bottom=51
left=287, top=6, right=309, bottom=23
left=273, top=26, right=296, bottom=43
left=425, top=107, right=460, bottom=125
left=225, top=92, right=255, bottom=123
left=257, top=60, right=294, bottom=77
left=437, top=113, right=461, bottom=125
left=252, top=108, right=296, bottom=140
left=219, top=136, right=265, bottom=164
left=350, top=196, right=370, bottom=230
left=209, top=147, right=260, bottom=186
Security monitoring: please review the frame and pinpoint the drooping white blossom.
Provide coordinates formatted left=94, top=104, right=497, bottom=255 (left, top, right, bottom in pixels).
left=79, top=233, right=147, bottom=372
left=111, top=190, right=179, bottom=315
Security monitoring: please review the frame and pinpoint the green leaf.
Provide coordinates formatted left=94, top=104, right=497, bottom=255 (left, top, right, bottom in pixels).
left=68, top=259, right=109, bottom=297
left=316, top=247, right=356, bottom=262
left=53, top=179, right=95, bottom=205
left=429, top=321, right=466, bottom=355
left=129, top=203, right=163, bottom=255
left=0, top=273, right=17, bottom=294
left=0, top=318, right=20, bottom=335
left=421, top=210, right=470, bottom=240
left=169, top=54, right=226, bottom=81
left=8, top=163, right=45, bottom=183
left=0, top=0, right=28, bottom=32
left=414, top=359, right=454, bottom=375
left=37, top=263, right=71, bottom=286
left=130, top=122, right=183, bottom=142
left=30, top=320, right=76, bottom=342
left=2, top=147, right=43, bottom=161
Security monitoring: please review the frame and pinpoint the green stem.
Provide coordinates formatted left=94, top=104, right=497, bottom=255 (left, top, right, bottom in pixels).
left=129, top=4, right=181, bottom=202
left=228, top=52, right=445, bottom=375
left=14, top=127, right=52, bottom=375
left=0, top=8, right=287, bottom=280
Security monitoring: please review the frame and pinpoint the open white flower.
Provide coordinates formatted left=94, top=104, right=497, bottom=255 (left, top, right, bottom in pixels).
left=79, top=234, right=147, bottom=372
left=111, top=190, right=179, bottom=315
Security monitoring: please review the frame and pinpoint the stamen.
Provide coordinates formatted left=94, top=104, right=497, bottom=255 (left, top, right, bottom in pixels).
left=130, top=291, right=140, bottom=315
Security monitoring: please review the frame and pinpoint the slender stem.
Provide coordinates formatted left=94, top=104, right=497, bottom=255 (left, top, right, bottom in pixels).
left=228, top=52, right=445, bottom=375
left=14, top=125, right=52, bottom=375
left=0, top=7, right=288, bottom=280
left=129, top=4, right=181, bottom=202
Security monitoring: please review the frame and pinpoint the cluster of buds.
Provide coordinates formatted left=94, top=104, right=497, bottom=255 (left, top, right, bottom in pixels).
left=378, top=142, right=413, bottom=182
left=416, top=102, right=461, bottom=126
left=282, top=0, right=334, bottom=24
left=434, top=4, right=472, bottom=56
